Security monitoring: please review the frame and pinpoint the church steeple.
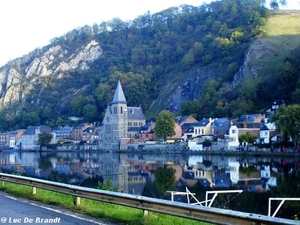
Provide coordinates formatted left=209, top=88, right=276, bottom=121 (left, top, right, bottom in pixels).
left=112, top=80, right=127, bottom=104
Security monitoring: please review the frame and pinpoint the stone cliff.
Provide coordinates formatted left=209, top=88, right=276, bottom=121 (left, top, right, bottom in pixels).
left=0, top=40, right=102, bottom=109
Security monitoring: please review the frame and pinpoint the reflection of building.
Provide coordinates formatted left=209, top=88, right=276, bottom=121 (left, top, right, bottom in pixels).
left=3, top=151, right=285, bottom=195
left=99, top=80, right=146, bottom=150
left=98, top=153, right=120, bottom=189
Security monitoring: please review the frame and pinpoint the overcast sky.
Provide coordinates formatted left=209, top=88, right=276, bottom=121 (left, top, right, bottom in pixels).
left=0, top=0, right=299, bottom=67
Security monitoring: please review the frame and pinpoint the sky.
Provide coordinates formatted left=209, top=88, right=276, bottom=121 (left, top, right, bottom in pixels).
left=0, top=0, right=299, bottom=67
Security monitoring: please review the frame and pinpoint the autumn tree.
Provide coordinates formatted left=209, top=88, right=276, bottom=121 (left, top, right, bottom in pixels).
left=154, top=110, right=175, bottom=141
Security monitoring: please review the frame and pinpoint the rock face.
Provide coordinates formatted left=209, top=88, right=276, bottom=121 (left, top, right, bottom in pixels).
left=160, top=38, right=277, bottom=112
left=0, top=40, right=102, bottom=108
left=233, top=38, right=276, bottom=84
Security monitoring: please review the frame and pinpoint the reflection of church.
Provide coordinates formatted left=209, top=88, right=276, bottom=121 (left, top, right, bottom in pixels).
left=97, top=153, right=149, bottom=195
left=99, top=80, right=146, bottom=150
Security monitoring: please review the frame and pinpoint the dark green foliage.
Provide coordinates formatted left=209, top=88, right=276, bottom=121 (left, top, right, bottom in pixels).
left=38, top=132, right=53, bottom=145
left=238, top=132, right=256, bottom=144
left=97, top=177, right=118, bottom=192
left=271, top=104, right=300, bottom=145
left=154, top=110, right=175, bottom=140
left=154, top=166, right=176, bottom=197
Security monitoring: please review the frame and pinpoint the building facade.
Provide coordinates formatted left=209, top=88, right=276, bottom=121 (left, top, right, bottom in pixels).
left=99, top=80, right=146, bottom=150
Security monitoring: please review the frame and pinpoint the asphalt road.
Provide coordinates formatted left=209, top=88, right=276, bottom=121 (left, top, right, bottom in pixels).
left=0, top=191, right=119, bottom=225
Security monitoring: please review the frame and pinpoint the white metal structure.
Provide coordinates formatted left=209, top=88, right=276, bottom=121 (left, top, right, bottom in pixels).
left=268, top=198, right=300, bottom=217
left=168, top=187, right=243, bottom=207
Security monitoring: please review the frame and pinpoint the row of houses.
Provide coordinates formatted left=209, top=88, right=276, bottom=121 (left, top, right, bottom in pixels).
left=0, top=81, right=286, bottom=151
left=0, top=123, right=99, bottom=150
left=0, top=112, right=278, bottom=151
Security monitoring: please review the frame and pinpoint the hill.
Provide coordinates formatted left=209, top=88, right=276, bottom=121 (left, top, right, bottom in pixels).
left=0, top=0, right=299, bottom=130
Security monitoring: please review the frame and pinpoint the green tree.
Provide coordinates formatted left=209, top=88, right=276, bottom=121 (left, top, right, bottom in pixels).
left=271, top=104, right=300, bottom=146
left=154, top=110, right=175, bottom=141
left=155, top=166, right=176, bottom=197
left=238, top=132, right=256, bottom=144
left=38, top=132, right=53, bottom=146
left=83, top=104, right=98, bottom=122
left=70, top=95, right=85, bottom=116
left=21, top=112, right=41, bottom=128
left=41, top=106, right=53, bottom=124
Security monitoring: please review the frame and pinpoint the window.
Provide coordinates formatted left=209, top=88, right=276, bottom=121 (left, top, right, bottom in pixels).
left=120, top=106, right=123, bottom=114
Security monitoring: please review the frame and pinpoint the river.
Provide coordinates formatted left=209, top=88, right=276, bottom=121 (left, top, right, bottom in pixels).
left=0, top=150, right=299, bottom=220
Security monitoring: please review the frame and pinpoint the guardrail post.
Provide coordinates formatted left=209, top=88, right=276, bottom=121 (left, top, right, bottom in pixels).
left=73, top=196, right=81, bottom=206
left=2, top=181, right=4, bottom=186
left=32, top=187, right=36, bottom=195
left=143, top=210, right=149, bottom=219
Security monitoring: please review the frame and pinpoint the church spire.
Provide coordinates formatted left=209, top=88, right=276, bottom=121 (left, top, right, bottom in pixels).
left=112, top=80, right=127, bottom=104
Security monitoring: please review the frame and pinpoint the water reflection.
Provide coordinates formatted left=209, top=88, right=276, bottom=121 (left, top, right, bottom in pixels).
left=0, top=151, right=299, bottom=219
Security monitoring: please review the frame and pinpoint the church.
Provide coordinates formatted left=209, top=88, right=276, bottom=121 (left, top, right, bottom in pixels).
left=99, top=80, right=146, bottom=150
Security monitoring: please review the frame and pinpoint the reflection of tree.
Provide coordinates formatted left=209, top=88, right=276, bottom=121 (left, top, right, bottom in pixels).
left=271, top=166, right=300, bottom=219
left=203, top=160, right=212, bottom=168
left=48, top=171, right=71, bottom=183
left=37, top=158, right=52, bottom=171
left=97, top=177, right=117, bottom=191
left=155, top=166, right=176, bottom=198
left=239, top=165, right=257, bottom=176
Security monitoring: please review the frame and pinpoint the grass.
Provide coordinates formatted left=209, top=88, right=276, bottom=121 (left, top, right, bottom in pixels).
left=0, top=181, right=213, bottom=225
left=265, top=10, right=300, bottom=56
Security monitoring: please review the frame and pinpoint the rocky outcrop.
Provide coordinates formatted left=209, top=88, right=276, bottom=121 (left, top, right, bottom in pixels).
left=233, top=38, right=276, bottom=84
left=160, top=38, right=277, bottom=112
left=0, top=40, right=102, bottom=108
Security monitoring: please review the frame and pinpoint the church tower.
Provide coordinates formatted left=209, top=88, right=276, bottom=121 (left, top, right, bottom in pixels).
left=99, top=80, right=145, bottom=150
left=111, top=80, right=128, bottom=149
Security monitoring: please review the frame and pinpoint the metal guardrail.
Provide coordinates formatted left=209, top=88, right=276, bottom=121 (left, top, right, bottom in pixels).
left=0, top=173, right=298, bottom=225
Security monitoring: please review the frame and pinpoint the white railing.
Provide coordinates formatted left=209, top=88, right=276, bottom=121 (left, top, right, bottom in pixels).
left=268, top=198, right=300, bottom=217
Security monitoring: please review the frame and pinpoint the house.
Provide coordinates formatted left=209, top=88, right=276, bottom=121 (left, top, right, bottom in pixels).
left=82, top=125, right=99, bottom=143
left=139, top=121, right=156, bottom=142
left=175, top=115, right=198, bottom=127
left=52, top=126, right=72, bottom=140
left=211, top=118, right=230, bottom=139
left=0, top=132, right=9, bottom=146
left=259, top=118, right=276, bottom=144
left=99, top=80, right=146, bottom=150
left=267, top=99, right=289, bottom=115
left=21, top=125, right=52, bottom=150
left=175, top=115, right=198, bottom=135
left=228, top=123, right=239, bottom=149
left=182, top=118, right=213, bottom=140
left=72, top=123, right=93, bottom=141
left=228, top=114, right=264, bottom=149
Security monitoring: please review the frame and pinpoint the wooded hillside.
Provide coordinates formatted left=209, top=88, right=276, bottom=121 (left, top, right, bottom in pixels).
left=0, top=0, right=299, bottom=130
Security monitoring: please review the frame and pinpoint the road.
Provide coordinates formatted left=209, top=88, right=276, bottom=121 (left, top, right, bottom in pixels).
left=0, top=192, right=119, bottom=225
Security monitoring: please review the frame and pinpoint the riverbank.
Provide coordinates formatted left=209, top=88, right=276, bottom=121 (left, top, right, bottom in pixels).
left=5, top=146, right=300, bottom=159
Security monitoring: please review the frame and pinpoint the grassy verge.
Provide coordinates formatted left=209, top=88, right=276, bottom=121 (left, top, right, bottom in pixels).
left=0, top=181, right=212, bottom=225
